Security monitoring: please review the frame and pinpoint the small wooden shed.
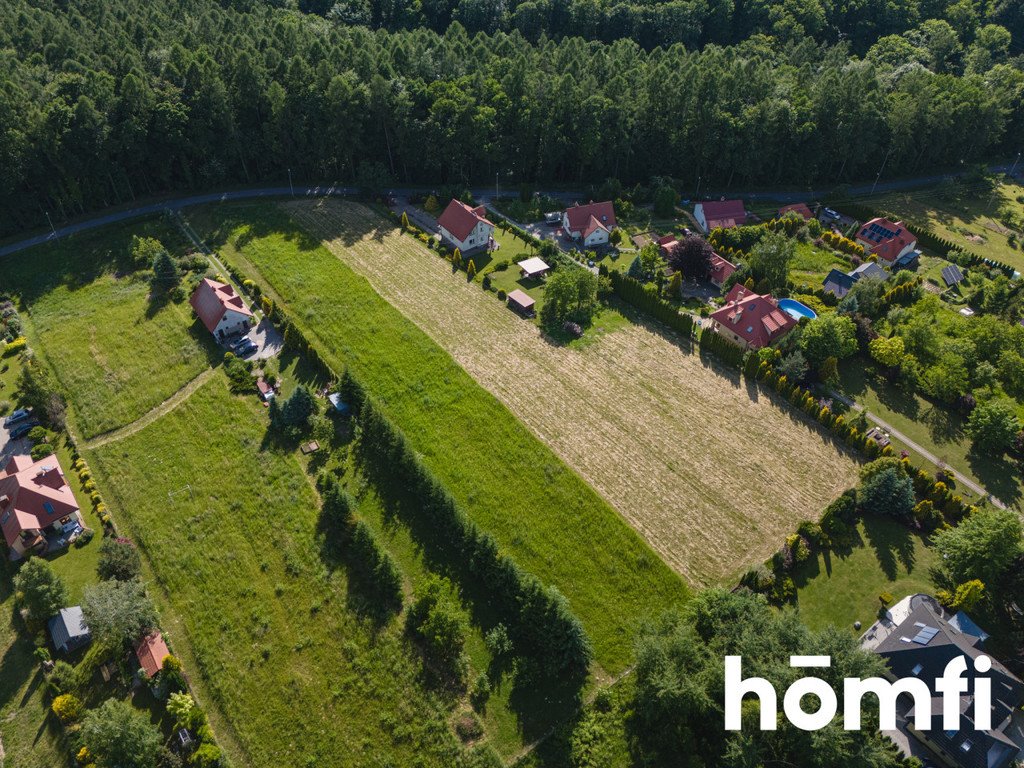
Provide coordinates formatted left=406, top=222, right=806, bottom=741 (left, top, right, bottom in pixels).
left=506, top=289, right=536, bottom=317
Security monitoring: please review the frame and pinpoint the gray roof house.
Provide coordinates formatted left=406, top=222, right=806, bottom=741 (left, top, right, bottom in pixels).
left=822, top=260, right=890, bottom=298
left=48, top=606, right=91, bottom=654
left=861, top=594, right=1024, bottom=768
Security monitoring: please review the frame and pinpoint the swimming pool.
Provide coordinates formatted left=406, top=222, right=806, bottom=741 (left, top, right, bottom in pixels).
left=778, top=298, right=818, bottom=321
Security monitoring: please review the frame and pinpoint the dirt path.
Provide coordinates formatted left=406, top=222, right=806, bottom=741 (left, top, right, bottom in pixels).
left=283, top=199, right=859, bottom=586
left=83, top=368, right=216, bottom=449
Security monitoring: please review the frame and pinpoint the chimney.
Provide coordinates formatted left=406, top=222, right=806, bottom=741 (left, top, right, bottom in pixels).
left=0, top=495, right=9, bottom=509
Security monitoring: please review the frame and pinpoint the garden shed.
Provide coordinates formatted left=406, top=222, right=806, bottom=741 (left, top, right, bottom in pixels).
left=506, top=289, right=536, bottom=317
left=48, top=606, right=91, bottom=653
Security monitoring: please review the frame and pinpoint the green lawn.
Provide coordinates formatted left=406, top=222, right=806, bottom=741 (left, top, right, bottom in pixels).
left=836, top=361, right=1023, bottom=508
left=789, top=241, right=851, bottom=286
left=793, top=516, right=938, bottom=632
left=2, top=219, right=216, bottom=439
left=192, top=202, right=690, bottom=674
left=87, top=372, right=463, bottom=768
left=868, top=181, right=1024, bottom=272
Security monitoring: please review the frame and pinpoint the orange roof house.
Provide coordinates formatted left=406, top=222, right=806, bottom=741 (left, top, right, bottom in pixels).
left=189, top=279, right=253, bottom=340
left=657, top=234, right=679, bottom=257
left=562, top=201, right=616, bottom=247
left=436, top=200, right=494, bottom=253
left=694, top=200, right=747, bottom=232
left=0, top=454, right=83, bottom=560
left=135, top=631, right=171, bottom=678
left=778, top=203, right=814, bottom=220
left=709, top=284, right=797, bottom=350
left=855, top=217, right=917, bottom=263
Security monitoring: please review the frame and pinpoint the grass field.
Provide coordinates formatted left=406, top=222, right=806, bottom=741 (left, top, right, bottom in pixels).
left=789, top=241, right=851, bottom=286
left=190, top=201, right=693, bottom=673
left=199, top=199, right=860, bottom=592
left=867, top=180, right=1024, bottom=272
left=87, top=372, right=464, bottom=768
left=2, top=220, right=214, bottom=439
left=794, top=516, right=938, bottom=632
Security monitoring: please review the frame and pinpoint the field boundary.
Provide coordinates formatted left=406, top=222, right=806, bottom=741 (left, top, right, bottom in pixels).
left=83, top=367, right=217, bottom=449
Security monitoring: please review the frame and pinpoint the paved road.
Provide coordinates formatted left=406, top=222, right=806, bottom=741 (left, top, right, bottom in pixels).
left=3, top=161, right=1017, bottom=259
left=829, top=390, right=1007, bottom=509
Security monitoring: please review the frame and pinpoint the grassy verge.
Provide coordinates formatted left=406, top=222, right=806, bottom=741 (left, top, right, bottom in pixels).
left=793, top=516, right=938, bottom=632
left=190, top=201, right=691, bottom=673
left=1, top=218, right=216, bottom=439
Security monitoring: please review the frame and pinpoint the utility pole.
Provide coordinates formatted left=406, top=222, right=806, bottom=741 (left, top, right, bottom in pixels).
left=495, top=171, right=499, bottom=201
left=870, top=148, right=893, bottom=195
left=1009, top=151, right=1022, bottom=178
left=288, top=167, right=294, bottom=197
left=45, top=211, right=56, bottom=237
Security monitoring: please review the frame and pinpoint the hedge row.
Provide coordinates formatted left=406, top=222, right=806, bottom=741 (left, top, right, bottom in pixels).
left=2, top=336, right=26, bottom=357
left=698, top=326, right=746, bottom=368
left=605, top=269, right=694, bottom=338
left=234, top=268, right=593, bottom=678
left=354, top=393, right=592, bottom=677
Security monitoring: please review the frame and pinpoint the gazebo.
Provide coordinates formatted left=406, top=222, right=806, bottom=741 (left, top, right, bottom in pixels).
left=517, top=257, right=551, bottom=280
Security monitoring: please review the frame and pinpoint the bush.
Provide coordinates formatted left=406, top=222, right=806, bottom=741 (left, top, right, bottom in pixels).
left=97, top=538, right=142, bottom=581
left=30, top=443, right=53, bottom=460
left=2, top=337, right=27, bottom=357
left=52, top=693, right=84, bottom=724
left=75, top=528, right=95, bottom=547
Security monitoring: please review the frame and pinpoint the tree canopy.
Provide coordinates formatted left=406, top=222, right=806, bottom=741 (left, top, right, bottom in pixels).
left=81, top=699, right=163, bottom=768
left=667, top=235, right=713, bottom=282
left=82, top=579, right=158, bottom=646
left=0, top=0, right=1021, bottom=237
left=933, top=507, right=1023, bottom=588
left=14, top=559, right=68, bottom=624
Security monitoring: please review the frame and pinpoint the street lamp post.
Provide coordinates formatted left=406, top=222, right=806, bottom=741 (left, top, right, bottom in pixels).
left=495, top=171, right=499, bottom=201
left=45, top=211, right=56, bottom=237
left=288, top=167, right=294, bottom=197
left=1009, top=151, right=1022, bottom=178
left=870, top=148, right=893, bottom=195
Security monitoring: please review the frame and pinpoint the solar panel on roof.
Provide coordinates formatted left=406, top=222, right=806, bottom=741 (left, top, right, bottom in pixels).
left=912, top=626, right=939, bottom=645
left=941, top=265, right=964, bottom=286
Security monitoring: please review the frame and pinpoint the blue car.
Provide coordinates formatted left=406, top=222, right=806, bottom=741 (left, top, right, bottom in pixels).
left=3, top=408, right=30, bottom=427
left=8, top=420, right=39, bottom=439
left=235, top=340, right=258, bottom=357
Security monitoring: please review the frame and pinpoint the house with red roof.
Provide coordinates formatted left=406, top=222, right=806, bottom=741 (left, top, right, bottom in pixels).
left=709, top=252, right=738, bottom=289
left=694, top=200, right=747, bottom=233
left=1, top=453, right=84, bottom=560
left=778, top=203, right=814, bottom=220
left=709, top=284, right=797, bottom=350
left=135, top=631, right=171, bottom=678
left=562, top=201, right=616, bottom=247
left=656, top=234, right=679, bottom=257
left=855, top=217, right=917, bottom=264
left=437, top=199, right=495, bottom=254
left=189, top=278, right=253, bottom=341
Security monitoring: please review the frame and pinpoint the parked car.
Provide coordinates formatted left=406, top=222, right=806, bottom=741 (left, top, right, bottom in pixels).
left=3, top=408, right=30, bottom=427
left=235, top=340, right=258, bottom=357
left=230, top=335, right=253, bottom=351
left=9, top=420, right=39, bottom=439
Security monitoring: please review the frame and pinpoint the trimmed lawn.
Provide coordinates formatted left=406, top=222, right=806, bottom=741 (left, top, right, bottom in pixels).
left=837, top=361, right=1023, bottom=507
left=87, top=372, right=463, bottom=768
left=190, top=201, right=691, bottom=674
left=794, top=516, right=939, bottom=633
left=789, top=241, right=851, bottom=286
left=868, top=181, right=1024, bottom=272
left=2, top=220, right=215, bottom=439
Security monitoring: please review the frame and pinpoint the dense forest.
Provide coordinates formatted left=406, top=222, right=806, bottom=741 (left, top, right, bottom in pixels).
left=0, top=0, right=1022, bottom=236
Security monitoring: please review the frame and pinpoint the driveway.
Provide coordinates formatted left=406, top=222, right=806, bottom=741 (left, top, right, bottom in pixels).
left=0, top=417, right=30, bottom=465
left=225, top=318, right=282, bottom=362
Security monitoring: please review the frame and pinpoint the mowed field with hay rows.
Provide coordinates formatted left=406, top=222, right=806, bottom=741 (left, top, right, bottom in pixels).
left=281, top=199, right=859, bottom=586
left=191, top=202, right=690, bottom=672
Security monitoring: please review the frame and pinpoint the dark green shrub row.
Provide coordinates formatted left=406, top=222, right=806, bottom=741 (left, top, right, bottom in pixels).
left=697, top=327, right=746, bottom=368
left=319, top=475, right=403, bottom=609
left=604, top=269, right=695, bottom=338
left=355, top=395, right=592, bottom=678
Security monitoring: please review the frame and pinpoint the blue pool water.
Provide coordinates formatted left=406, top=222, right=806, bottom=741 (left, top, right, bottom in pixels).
left=778, top=298, right=818, bottom=321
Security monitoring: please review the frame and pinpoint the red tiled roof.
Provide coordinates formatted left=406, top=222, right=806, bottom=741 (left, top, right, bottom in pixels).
left=135, top=632, right=170, bottom=678
left=565, top=201, right=616, bottom=234
left=856, top=217, right=916, bottom=263
left=189, top=279, right=253, bottom=333
left=709, top=252, right=737, bottom=286
left=699, top=200, right=747, bottom=228
left=0, top=454, right=80, bottom=549
left=709, top=284, right=797, bottom=349
left=437, top=200, right=494, bottom=242
left=778, top=203, right=813, bottom=220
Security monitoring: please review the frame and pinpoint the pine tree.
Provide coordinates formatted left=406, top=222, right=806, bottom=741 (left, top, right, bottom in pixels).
left=151, top=250, right=180, bottom=292
left=400, top=211, right=410, bottom=230
left=466, top=259, right=476, bottom=279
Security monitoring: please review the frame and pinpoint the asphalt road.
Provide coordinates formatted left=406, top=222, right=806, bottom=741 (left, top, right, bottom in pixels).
left=2, top=161, right=1017, bottom=259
